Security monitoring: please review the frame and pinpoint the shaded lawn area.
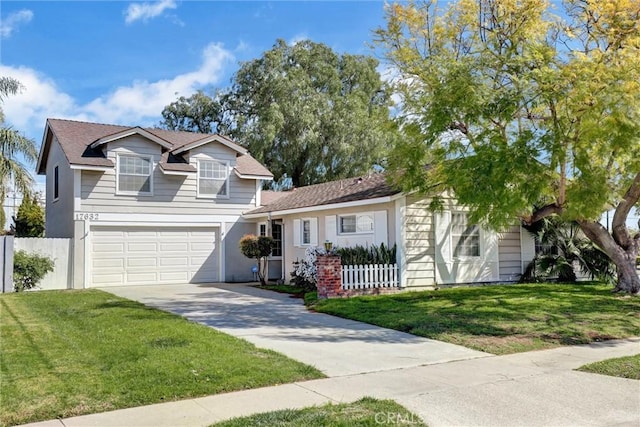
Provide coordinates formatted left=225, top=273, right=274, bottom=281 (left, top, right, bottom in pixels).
left=314, top=283, right=640, bottom=355
left=577, top=354, right=640, bottom=380
left=0, top=290, right=323, bottom=426
left=211, top=397, right=426, bottom=427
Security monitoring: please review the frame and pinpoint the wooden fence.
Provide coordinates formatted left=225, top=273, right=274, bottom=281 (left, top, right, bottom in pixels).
left=341, top=263, right=399, bottom=290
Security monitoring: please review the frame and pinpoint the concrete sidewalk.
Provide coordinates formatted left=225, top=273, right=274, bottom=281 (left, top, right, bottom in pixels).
left=106, top=283, right=489, bottom=376
left=22, top=338, right=640, bottom=427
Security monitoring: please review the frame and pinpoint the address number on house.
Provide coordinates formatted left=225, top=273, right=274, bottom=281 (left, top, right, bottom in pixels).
left=75, top=213, right=100, bottom=221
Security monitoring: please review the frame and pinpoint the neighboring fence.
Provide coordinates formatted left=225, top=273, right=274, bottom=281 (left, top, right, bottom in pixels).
left=341, top=264, right=399, bottom=290
left=13, top=238, right=73, bottom=291
left=1, top=236, right=14, bottom=293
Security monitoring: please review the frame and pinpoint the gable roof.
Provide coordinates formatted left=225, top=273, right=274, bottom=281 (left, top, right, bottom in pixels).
left=246, top=173, right=400, bottom=216
left=37, top=118, right=272, bottom=179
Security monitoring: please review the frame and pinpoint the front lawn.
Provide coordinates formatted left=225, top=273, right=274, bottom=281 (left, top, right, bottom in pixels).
left=212, top=397, right=426, bottom=426
left=577, top=354, right=640, bottom=380
left=314, top=283, right=640, bottom=354
left=0, top=290, right=323, bottom=426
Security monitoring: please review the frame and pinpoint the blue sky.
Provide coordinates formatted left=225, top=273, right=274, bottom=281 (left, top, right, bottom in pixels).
left=1, top=0, right=389, bottom=145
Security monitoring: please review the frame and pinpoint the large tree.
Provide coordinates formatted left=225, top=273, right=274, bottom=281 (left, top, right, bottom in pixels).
left=161, top=40, right=397, bottom=187
left=0, top=77, right=37, bottom=230
left=376, top=0, right=640, bottom=293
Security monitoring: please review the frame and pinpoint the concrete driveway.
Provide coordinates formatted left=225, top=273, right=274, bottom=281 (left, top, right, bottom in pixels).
left=105, top=283, right=488, bottom=377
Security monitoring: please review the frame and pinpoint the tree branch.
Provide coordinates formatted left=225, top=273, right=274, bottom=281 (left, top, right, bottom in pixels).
left=612, top=172, right=640, bottom=249
left=521, top=203, right=563, bottom=225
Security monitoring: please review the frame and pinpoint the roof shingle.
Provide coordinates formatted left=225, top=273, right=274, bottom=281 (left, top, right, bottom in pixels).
left=247, top=173, right=399, bottom=215
left=39, top=118, right=271, bottom=178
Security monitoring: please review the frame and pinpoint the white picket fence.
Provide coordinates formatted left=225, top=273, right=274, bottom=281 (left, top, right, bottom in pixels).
left=341, top=263, right=399, bottom=290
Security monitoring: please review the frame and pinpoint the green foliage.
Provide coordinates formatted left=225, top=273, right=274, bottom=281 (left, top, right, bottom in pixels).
left=577, top=354, right=640, bottom=380
left=376, top=1, right=640, bottom=292
left=13, top=250, right=54, bottom=291
left=0, top=77, right=38, bottom=229
left=315, top=283, right=640, bottom=355
left=239, top=234, right=273, bottom=285
left=0, top=290, right=323, bottom=425
left=160, top=90, right=222, bottom=134
left=521, top=218, right=616, bottom=284
left=212, top=397, right=425, bottom=427
left=13, top=195, right=45, bottom=237
left=161, top=40, right=398, bottom=187
left=336, top=243, right=397, bottom=266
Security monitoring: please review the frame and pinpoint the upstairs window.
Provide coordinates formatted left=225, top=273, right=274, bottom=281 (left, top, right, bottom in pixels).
left=117, top=155, right=152, bottom=195
left=53, top=165, right=59, bottom=201
left=451, top=213, right=480, bottom=257
left=198, top=160, right=229, bottom=198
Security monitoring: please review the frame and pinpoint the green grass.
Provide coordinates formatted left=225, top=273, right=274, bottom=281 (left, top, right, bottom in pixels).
left=256, top=284, right=306, bottom=296
left=314, top=283, right=640, bottom=355
left=0, top=290, right=324, bottom=426
left=577, top=354, right=640, bottom=380
left=211, top=397, right=426, bottom=426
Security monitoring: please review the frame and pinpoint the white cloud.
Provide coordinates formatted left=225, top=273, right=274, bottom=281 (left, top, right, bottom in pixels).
left=288, top=34, right=308, bottom=46
left=124, top=0, right=176, bottom=24
left=0, top=9, right=34, bottom=38
left=0, top=43, right=234, bottom=140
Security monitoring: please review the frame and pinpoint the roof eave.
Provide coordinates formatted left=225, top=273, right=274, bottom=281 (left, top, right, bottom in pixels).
left=172, top=135, right=248, bottom=156
left=89, top=127, right=173, bottom=150
left=35, top=121, right=53, bottom=175
left=243, top=193, right=403, bottom=219
left=233, top=169, right=273, bottom=181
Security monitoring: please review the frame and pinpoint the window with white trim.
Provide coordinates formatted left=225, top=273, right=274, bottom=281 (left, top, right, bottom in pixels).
left=198, top=159, right=229, bottom=198
left=117, top=155, right=152, bottom=195
left=451, top=213, right=480, bottom=257
left=339, top=214, right=373, bottom=234
left=302, top=219, right=311, bottom=245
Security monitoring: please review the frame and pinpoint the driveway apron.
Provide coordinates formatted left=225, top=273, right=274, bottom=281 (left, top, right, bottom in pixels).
left=104, top=283, right=488, bottom=377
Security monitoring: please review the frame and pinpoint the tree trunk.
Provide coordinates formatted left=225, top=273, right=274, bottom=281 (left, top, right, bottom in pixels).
left=577, top=220, right=640, bottom=295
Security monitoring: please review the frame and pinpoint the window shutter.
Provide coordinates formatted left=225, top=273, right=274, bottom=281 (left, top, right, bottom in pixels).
left=293, top=219, right=301, bottom=247
left=325, top=215, right=337, bottom=244
left=483, top=228, right=500, bottom=280
left=310, top=217, right=318, bottom=246
left=520, top=226, right=536, bottom=272
left=373, top=210, right=388, bottom=245
left=434, top=211, right=452, bottom=263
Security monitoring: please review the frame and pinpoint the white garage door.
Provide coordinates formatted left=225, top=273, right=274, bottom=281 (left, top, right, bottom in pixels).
left=91, top=226, right=219, bottom=286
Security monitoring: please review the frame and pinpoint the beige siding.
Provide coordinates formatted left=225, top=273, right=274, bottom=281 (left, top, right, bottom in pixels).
left=45, top=137, right=74, bottom=238
left=80, top=136, right=256, bottom=215
left=498, top=224, right=522, bottom=281
left=279, top=202, right=397, bottom=281
left=403, top=195, right=436, bottom=288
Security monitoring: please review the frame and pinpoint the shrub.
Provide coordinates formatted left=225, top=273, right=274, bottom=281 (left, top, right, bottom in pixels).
left=13, top=250, right=54, bottom=292
left=291, top=246, right=325, bottom=292
left=336, top=243, right=397, bottom=266
left=239, top=234, right=273, bottom=285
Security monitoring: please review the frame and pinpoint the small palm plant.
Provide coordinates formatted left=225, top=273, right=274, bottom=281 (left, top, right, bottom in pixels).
left=521, top=217, right=615, bottom=284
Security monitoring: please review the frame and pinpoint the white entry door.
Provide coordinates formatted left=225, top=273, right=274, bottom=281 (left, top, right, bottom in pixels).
left=90, top=226, right=219, bottom=286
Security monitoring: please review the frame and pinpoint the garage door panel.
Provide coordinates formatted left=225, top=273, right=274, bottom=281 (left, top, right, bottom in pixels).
left=159, top=257, right=188, bottom=267
left=160, top=242, right=188, bottom=252
left=128, top=242, right=157, bottom=252
left=93, top=243, right=125, bottom=253
left=159, top=271, right=190, bottom=282
left=127, top=257, right=157, bottom=268
left=91, top=226, right=219, bottom=287
left=93, top=258, right=125, bottom=269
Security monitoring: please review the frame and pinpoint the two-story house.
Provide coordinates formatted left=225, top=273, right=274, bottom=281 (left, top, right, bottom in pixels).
left=37, top=118, right=272, bottom=288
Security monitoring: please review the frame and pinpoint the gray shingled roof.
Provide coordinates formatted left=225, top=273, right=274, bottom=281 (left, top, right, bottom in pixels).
left=38, top=118, right=272, bottom=179
left=247, top=173, right=400, bottom=215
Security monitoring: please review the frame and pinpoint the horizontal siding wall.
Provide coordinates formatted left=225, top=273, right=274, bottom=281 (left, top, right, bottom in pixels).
left=80, top=136, right=256, bottom=215
left=15, top=238, right=72, bottom=290
left=403, top=195, right=436, bottom=288
left=498, top=224, right=522, bottom=282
